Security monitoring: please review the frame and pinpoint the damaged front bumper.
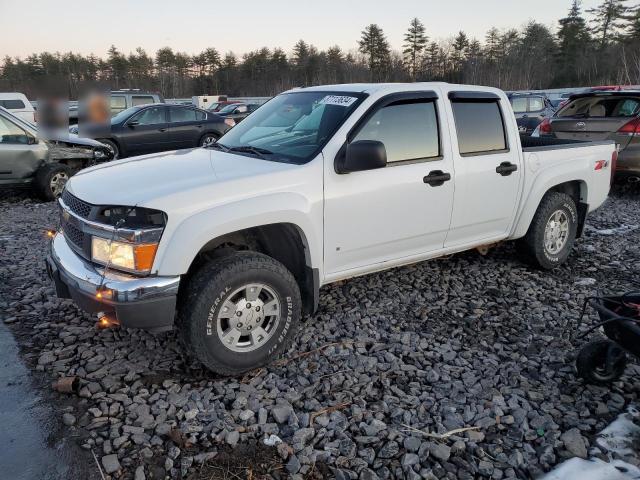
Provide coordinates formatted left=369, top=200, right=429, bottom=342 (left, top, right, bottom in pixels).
left=46, top=232, right=180, bottom=332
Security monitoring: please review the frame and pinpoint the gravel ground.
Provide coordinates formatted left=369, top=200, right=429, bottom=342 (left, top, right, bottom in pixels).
left=1, top=185, right=640, bottom=480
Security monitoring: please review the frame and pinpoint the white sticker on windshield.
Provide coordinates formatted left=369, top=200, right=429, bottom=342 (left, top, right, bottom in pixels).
left=319, top=95, right=358, bottom=107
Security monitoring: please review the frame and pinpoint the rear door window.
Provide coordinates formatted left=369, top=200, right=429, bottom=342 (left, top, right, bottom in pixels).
left=0, top=99, right=26, bottom=109
left=353, top=100, right=440, bottom=163
left=451, top=101, right=507, bottom=155
left=169, top=107, right=197, bottom=123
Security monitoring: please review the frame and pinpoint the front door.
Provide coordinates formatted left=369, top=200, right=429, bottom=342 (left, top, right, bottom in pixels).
left=324, top=93, right=455, bottom=275
left=444, top=92, right=522, bottom=247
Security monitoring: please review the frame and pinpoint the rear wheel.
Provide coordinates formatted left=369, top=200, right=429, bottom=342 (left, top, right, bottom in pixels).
left=517, top=192, right=578, bottom=269
left=34, top=164, right=71, bottom=201
left=576, top=340, right=627, bottom=385
left=178, top=252, right=301, bottom=376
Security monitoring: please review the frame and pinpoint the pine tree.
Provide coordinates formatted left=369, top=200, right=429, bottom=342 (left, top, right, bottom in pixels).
left=358, top=24, right=391, bottom=79
left=485, top=28, right=501, bottom=62
left=588, top=0, right=630, bottom=46
left=625, top=4, right=640, bottom=41
left=451, top=31, right=470, bottom=65
left=403, top=18, right=428, bottom=80
left=557, top=0, right=592, bottom=85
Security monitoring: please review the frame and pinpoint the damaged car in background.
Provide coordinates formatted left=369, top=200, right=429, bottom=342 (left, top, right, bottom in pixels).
left=0, top=106, right=113, bottom=200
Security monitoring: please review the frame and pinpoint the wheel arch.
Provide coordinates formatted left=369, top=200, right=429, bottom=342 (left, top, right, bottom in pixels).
left=180, top=222, right=319, bottom=315
left=513, top=178, right=589, bottom=239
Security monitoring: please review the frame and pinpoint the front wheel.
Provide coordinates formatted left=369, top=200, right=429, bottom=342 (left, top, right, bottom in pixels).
left=178, top=252, right=301, bottom=376
left=99, top=139, right=120, bottom=160
left=199, top=133, right=219, bottom=147
left=517, top=192, right=578, bottom=269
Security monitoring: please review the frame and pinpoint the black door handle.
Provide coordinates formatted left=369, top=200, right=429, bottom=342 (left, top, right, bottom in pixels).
left=423, top=170, right=452, bottom=187
left=496, top=162, right=518, bottom=176
left=159, top=128, right=167, bottom=132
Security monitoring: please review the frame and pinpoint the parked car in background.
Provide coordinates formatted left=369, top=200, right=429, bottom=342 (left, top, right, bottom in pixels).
left=508, top=93, right=556, bottom=135
left=74, top=103, right=234, bottom=159
left=0, top=93, right=36, bottom=123
left=0, top=107, right=112, bottom=200
left=207, top=100, right=240, bottom=112
left=215, top=103, right=260, bottom=123
left=533, top=90, right=640, bottom=181
left=48, top=83, right=615, bottom=375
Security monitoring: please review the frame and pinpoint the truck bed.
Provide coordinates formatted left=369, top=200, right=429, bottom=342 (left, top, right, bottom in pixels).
left=520, top=134, right=613, bottom=152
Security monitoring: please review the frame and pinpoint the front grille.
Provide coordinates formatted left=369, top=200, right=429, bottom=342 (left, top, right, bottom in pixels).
left=62, top=190, right=93, bottom=218
left=62, top=221, right=85, bottom=250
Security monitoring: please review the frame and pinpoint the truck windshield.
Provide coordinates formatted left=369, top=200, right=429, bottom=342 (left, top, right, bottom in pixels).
left=216, top=91, right=367, bottom=163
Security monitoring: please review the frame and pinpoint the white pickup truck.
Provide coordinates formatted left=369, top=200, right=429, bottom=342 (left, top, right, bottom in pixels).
left=47, top=83, right=616, bottom=375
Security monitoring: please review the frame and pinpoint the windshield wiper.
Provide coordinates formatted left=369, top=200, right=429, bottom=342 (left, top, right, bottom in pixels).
left=206, top=142, right=231, bottom=152
left=228, top=146, right=274, bottom=160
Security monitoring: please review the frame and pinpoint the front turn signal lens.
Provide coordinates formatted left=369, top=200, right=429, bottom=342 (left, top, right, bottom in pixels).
left=133, top=243, right=159, bottom=272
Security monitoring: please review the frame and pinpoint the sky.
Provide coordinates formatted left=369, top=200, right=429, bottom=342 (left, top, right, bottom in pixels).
left=0, top=0, right=603, bottom=59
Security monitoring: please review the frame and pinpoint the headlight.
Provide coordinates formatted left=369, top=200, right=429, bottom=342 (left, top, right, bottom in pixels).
left=91, top=237, right=158, bottom=273
left=93, top=149, right=107, bottom=159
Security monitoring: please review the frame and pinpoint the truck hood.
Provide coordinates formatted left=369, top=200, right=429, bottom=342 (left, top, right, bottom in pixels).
left=66, top=147, right=294, bottom=207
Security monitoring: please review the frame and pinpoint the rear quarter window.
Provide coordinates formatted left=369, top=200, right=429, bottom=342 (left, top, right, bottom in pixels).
left=0, top=99, right=26, bottom=109
left=451, top=101, right=507, bottom=155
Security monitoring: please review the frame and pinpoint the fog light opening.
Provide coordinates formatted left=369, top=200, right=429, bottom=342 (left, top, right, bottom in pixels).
left=96, top=312, right=119, bottom=329
left=95, top=287, right=113, bottom=300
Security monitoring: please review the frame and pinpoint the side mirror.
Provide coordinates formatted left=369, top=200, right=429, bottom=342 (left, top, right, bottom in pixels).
left=337, top=140, right=387, bottom=174
left=127, top=121, right=139, bottom=128
left=27, top=135, right=38, bottom=145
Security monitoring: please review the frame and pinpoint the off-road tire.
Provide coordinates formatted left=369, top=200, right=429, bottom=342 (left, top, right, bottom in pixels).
left=576, top=339, right=627, bottom=385
left=178, top=251, right=302, bottom=376
left=34, top=163, right=71, bottom=201
left=517, top=191, right=578, bottom=269
left=99, top=139, right=120, bottom=159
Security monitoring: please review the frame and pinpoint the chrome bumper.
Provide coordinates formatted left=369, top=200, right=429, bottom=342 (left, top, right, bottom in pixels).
left=47, top=233, right=180, bottom=331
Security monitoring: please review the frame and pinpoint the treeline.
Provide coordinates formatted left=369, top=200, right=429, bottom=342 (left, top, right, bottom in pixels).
left=1, top=0, right=640, bottom=99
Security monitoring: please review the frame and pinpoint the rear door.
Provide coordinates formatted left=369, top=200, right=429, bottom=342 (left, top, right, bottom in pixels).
left=323, top=91, right=455, bottom=274
left=551, top=95, right=640, bottom=147
left=444, top=91, right=522, bottom=247
left=167, top=106, right=206, bottom=148
left=122, top=105, right=170, bottom=154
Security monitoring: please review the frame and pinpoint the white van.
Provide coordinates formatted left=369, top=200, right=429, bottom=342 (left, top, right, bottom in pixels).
left=0, top=93, right=35, bottom=124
